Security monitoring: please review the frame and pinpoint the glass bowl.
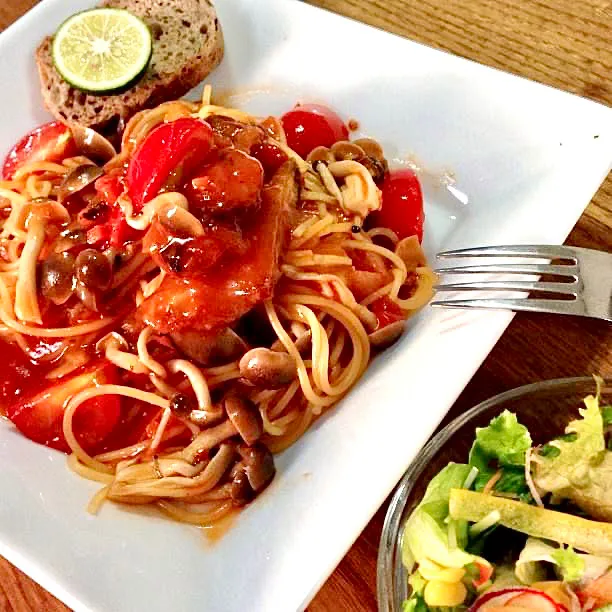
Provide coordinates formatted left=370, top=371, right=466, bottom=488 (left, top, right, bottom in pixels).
left=377, top=376, right=612, bottom=611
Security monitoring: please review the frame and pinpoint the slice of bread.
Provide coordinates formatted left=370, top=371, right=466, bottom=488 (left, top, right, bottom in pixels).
left=36, top=0, right=224, bottom=133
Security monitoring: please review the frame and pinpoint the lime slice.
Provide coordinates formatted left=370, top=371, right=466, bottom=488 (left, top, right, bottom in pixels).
left=52, top=8, right=152, bottom=94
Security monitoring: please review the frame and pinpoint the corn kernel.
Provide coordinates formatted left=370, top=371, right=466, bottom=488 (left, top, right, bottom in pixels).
left=418, top=559, right=465, bottom=583
left=424, top=579, right=467, bottom=607
left=437, top=567, right=466, bottom=583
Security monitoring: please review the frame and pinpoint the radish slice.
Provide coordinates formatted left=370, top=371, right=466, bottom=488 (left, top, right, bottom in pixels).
left=507, top=592, right=561, bottom=612
left=470, top=588, right=536, bottom=610
left=470, top=588, right=562, bottom=612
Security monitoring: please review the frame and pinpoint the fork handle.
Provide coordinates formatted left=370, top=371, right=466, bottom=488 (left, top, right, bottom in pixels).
left=431, top=297, right=611, bottom=322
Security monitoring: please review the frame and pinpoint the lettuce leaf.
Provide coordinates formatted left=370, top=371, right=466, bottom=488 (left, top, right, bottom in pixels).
left=469, top=410, right=532, bottom=470
left=402, top=463, right=474, bottom=571
left=402, top=595, right=429, bottom=612
left=403, top=573, right=430, bottom=612
left=473, top=466, right=531, bottom=500
left=469, top=411, right=532, bottom=499
left=551, top=547, right=585, bottom=582
left=533, top=392, right=605, bottom=494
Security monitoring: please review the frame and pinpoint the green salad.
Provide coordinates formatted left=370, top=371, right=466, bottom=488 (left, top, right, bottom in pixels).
left=402, top=380, right=612, bottom=612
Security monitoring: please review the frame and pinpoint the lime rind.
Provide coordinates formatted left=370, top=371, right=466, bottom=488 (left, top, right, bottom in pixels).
left=52, top=8, right=152, bottom=94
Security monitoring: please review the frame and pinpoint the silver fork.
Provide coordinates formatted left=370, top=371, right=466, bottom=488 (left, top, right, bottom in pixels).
left=432, top=244, right=612, bottom=322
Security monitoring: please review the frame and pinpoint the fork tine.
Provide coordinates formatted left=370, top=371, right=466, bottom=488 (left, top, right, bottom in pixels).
left=431, top=297, right=584, bottom=316
left=435, top=280, right=578, bottom=295
left=435, top=263, right=577, bottom=276
left=437, top=244, right=576, bottom=260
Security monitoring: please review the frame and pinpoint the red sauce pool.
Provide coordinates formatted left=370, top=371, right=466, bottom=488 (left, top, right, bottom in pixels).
left=0, top=337, right=54, bottom=413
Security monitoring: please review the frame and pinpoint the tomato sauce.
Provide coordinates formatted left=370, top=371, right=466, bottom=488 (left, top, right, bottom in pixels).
left=0, top=338, right=54, bottom=413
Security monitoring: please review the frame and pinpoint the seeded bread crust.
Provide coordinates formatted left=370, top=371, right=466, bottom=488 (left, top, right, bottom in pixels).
left=36, top=0, right=224, bottom=132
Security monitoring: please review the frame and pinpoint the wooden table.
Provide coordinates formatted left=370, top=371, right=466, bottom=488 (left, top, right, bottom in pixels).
left=1, top=0, right=611, bottom=610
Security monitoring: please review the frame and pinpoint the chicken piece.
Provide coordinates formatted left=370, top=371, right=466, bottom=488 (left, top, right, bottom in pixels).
left=186, top=149, right=264, bottom=213
left=137, top=161, right=298, bottom=334
left=206, top=115, right=265, bottom=153
left=143, top=219, right=247, bottom=276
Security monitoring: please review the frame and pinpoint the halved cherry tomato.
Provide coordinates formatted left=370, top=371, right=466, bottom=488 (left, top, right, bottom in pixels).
left=281, top=103, right=349, bottom=158
left=126, top=117, right=215, bottom=210
left=85, top=214, right=138, bottom=249
left=347, top=269, right=392, bottom=302
left=370, top=296, right=404, bottom=329
left=472, top=561, right=494, bottom=589
left=95, top=174, right=124, bottom=206
left=85, top=174, right=140, bottom=248
left=6, top=361, right=121, bottom=453
left=111, top=206, right=140, bottom=248
left=367, top=168, right=425, bottom=243
left=0, top=339, right=49, bottom=405
left=143, top=409, right=189, bottom=442
left=86, top=224, right=111, bottom=247
left=2, top=121, right=77, bottom=180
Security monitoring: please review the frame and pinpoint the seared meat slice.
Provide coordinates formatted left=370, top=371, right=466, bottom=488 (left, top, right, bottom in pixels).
left=137, top=161, right=298, bottom=334
left=206, top=115, right=265, bottom=153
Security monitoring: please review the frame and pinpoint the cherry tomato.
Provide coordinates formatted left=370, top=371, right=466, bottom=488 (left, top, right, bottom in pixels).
left=471, top=561, right=494, bottom=589
left=143, top=410, right=189, bottom=442
left=85, top=210, right=140, bottom=249
left=251, top=142, right=288, bottom=179
left=281, top=103, right=349, bottom=158
left=369, top=296, right=405, bottom=329
left=6, top=361, right=121, bottom=453
left=127, top=117, right=214, bottom=210
left=2, top=121, right=77, bottom=180
left=95, top=174, right=124, bottom=205
left=0, top=339, right=48, bottom=405
left=367, top=168, right=424, bottom=242
left=84, top=174, right=140, bottom=248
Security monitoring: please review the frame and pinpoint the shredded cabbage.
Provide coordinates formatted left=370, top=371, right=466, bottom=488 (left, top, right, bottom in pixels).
left=516, top=537, right=611, bottom=585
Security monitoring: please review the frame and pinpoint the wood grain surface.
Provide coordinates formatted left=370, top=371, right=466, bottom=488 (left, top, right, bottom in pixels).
left=0, top=1, right=611, bottom=610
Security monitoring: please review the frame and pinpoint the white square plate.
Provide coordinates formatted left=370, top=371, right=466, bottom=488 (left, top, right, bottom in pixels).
left=1, top=1, right=611, bottom=611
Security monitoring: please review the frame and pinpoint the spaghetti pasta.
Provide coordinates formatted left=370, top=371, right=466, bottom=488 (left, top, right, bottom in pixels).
left=0, top=87, right=435, bottom=528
